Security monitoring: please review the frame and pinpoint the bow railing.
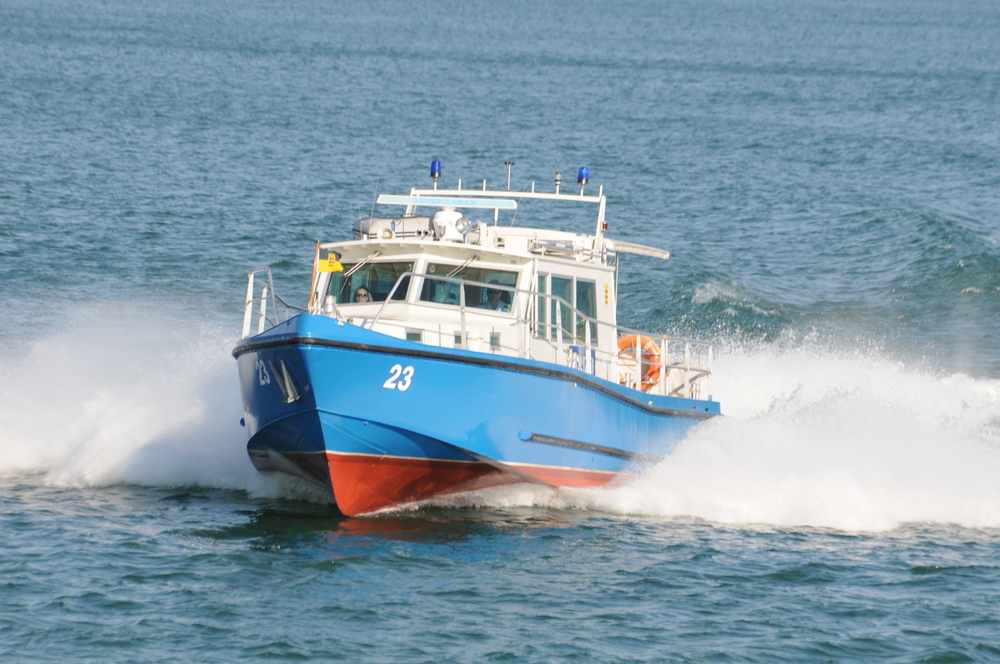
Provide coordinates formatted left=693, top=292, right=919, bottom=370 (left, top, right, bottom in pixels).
left=240, top=268, right=306, bottom=339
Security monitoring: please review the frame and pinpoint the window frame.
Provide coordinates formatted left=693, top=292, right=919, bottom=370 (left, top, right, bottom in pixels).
left=327, top=260, right=414, bottom=305
left=417, top=261, right=519, bottom=314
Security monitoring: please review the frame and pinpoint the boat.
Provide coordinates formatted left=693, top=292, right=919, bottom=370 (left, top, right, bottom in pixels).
left=233, top=162, right=720, bottom=516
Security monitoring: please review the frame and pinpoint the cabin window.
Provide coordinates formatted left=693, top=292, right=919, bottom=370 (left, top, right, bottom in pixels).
left=576, top=280, right=597, bottom=343
left=420, top=263, right=517, bottom=312
left=534, top=274, right=598, bottom=345
left=534, top=274, right=548, bottom=338
left=550, top=277, right=574, bottom=340
left=327, top=261, right=413, bottom=303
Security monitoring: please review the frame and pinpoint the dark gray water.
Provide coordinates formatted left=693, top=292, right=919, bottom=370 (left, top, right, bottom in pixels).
left=3, top=0, right=1000, bottom=661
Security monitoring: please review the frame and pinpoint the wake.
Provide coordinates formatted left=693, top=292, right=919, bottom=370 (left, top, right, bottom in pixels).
left=4, top=310, right=1000, bottom=530
left=0, top=307, right=326, bottom=502
left=433, top=346, right=1000, bottom=531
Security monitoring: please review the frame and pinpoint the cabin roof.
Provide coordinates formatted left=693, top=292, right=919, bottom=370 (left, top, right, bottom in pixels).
left=328, top=181, right=669, bottom=267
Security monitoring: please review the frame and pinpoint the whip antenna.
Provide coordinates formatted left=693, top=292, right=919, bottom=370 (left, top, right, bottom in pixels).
left=369, top=174, right=380, bottom=220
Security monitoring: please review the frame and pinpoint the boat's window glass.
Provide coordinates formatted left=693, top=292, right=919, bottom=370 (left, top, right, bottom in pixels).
left=550, top=277, right=574, bottom=339
left=576, top=280, right=598, bottom=344
left=420, top=263, right=517, bottom=311
left=534, top=274, right=548, bottom=338
left=327, top=261, right=413, bottom=303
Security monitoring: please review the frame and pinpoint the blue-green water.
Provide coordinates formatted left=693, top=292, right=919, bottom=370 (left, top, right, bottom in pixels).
left=3, top=0, right=1000, bottom=661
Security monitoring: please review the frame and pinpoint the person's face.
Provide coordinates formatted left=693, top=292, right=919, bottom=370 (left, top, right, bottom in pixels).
left=354, top=289, right=371, bottom=302
left=487, top=289, right=500, bottom=304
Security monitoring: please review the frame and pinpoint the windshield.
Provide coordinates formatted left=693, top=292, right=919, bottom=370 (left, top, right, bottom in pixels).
left=419, top=263, right=518, bottom=312
left=327, top=261, right=413, bottom=303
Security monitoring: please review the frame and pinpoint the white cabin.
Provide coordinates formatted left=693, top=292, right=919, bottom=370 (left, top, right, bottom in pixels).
left=244, top=183, right=712, bottom=400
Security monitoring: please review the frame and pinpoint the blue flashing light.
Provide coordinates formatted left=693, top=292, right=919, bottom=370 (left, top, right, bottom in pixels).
left=430, top=160, right=442, bottom=179
left=578, top=166, right=589, bottom=185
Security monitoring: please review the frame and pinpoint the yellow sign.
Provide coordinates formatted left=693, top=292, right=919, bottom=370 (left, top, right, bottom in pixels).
left=318, top=248, right=343, bottom=272
left=604, top=283, right=609, bottom=306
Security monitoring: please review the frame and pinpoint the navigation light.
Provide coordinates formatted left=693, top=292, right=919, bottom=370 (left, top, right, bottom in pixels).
left=431, top=160, right=442, bottom=189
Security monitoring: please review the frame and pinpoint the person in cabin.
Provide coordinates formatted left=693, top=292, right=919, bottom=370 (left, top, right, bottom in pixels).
left=353, top=287, right=372, bottom=302
left=486, top=282, right=510, bottom=312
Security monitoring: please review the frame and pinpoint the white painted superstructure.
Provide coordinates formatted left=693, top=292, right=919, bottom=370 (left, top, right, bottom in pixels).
left=243, top=171, right=712, bottom=400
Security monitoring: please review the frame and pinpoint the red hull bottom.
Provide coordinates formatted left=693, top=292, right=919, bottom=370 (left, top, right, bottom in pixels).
left=326, top=452, right=617, bottom=516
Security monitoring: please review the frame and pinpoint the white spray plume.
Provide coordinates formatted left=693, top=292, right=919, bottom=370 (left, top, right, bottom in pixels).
left=435, top=346, right=1000, bottom=531
left=0, top=306, right=327, bottom=501
left=4, top=310, right=1000, bottom=530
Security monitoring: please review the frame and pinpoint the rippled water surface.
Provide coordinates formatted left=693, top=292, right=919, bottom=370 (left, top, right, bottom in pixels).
left=3, top=0, right=1000, bottom=661
left=5, top=479, right=1000, bottom=662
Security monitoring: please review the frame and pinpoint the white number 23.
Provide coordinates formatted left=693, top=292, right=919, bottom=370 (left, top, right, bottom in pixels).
left=383, top=364, right=414, bottom=391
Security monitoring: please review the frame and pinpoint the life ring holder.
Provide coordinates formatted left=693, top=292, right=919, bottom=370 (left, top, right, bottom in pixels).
left=617, top=334, right=662, bottom=393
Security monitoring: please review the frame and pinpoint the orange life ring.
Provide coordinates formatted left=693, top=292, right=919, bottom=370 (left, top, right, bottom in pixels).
left=617, top=334, right=662, bottom=392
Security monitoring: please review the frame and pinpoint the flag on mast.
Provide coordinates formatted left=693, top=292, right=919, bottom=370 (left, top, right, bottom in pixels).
left=318, top=248, right=343, bottom=272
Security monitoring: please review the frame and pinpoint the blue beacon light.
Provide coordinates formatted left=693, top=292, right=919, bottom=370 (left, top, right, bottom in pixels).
left=430, top=160, right=442, bottom=189
left=578, top=166, right=589, bottom=194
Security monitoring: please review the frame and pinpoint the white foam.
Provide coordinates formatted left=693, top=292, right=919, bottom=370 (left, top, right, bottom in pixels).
left=5, top=309, right=1000, bottom=530
left=593, top=347, right=1000, bottom=531
left=443, top=346, right=1000, bottom=531
left=0, top=305, right=327, bottom=501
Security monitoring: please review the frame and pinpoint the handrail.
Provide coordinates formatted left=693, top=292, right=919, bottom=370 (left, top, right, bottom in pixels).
left=244, top=268, right=712, bottom=398
left=371, top=271, right=528, bottom=329
left=370, top=270, right=712, bottom=348
left=241, top=268, right=306, bottom=339
left=407, top=187, right=604, bottom=205
left=365, top=271, right=712, bottom=399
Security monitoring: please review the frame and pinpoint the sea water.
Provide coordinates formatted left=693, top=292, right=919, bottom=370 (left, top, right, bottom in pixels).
left=2, top=0, right=1000, bottom=661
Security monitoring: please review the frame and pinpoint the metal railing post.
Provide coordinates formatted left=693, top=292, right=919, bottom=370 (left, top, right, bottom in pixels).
left=242, top=274, right=255, bottom=338
left=684, top=341, right=690, bottom=399
left=659, top=336, right=667, bottom=396
left=459, top=285, right=467, bottom=349
left=258, top=287, right=268, bottom=334
left=637, top=336, right=643, bottom=391
left=708, top=343, right=714, bottom=396
left=521, top=298, right=529, bottom=358
left=266, top=272, right=278, bottom=325
left=555, top=299, right=563, bottom=362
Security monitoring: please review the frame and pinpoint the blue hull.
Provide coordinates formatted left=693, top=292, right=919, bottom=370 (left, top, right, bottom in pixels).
left=233, top=314, right=719, bottom=515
